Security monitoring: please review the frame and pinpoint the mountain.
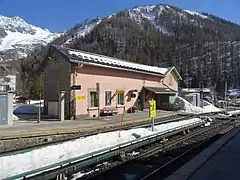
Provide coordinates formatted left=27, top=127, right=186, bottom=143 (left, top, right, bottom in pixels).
left=20, top=4, right=240, bottom=97
left=0, top=15, right=60, bottom=60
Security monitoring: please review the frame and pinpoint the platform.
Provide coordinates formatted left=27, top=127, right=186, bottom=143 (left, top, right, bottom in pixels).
left=0, top=110, right=177, bottom=139
left=166, top=125, right=240, bottom=180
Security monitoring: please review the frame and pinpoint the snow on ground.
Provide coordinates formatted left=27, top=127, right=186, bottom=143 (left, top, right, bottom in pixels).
left=174, top=96, right=220, bottom=114
left=174, top=96, right=203, bottom=113
left=0, top=118, right=203, bottom=179
left=219, top=110, right=240, bottom=117
left=12, top=113, right=19, bottom=121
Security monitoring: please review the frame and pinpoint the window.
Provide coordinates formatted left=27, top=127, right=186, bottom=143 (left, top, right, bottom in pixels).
left=90, top=92, right=98, bottom=107
left=117, top=91, right=124, bottom=105
left=105, top=91, right=112, bottom=106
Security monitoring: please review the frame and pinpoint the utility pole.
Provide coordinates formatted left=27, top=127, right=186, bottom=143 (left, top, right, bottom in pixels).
left=199, top=81, right=204, bottom=108
left=38, top=91, right=41, bottom=123
left=225, top=82, right=227, bottom=114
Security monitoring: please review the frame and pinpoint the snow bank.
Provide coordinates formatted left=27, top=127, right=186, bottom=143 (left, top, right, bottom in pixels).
left=12, top=114, right=19, bottom=121
left=173, top=96, right=203, bottom=113
left=173, top=96, right=220, bottom=114
left=0, top=118, right=203, bottom=179
left=203, top=104, right=220, bottom=113
left=220, top=110, right=240, bottom=117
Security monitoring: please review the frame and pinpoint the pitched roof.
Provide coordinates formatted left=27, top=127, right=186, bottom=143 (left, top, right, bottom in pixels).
left=50, top=45, right=181, bottom=79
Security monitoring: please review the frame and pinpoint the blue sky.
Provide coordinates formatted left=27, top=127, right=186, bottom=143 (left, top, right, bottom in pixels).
left=0, top=0, right=239, bottom=32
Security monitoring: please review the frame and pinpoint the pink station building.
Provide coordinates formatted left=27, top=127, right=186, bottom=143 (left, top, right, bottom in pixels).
left=44, top=45, right=182, bottom=119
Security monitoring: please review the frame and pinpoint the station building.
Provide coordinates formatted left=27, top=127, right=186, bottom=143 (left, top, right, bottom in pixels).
left=44, top=45, right=182, bottom=119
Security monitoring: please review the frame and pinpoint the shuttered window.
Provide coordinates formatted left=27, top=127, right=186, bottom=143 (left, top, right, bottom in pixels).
left=117, top=91, right=124, bottom=105
left=90, top=92, right=98, bottom=107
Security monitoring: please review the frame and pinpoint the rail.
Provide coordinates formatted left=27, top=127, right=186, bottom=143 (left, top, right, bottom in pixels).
left=5, top=120, right=205, bottom=180
left=85, top=120, right=235, bottom=180
left=0, top=115, right=189, bottom=157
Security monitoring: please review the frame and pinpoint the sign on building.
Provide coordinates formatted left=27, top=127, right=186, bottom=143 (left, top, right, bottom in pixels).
left=149, top=99, right=156, bottom=118
left=71, top=85, right=81, bottom=90
left=76, top=95, right=86, bottom=101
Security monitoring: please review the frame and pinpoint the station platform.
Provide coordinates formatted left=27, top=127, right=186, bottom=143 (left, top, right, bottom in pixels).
left=166, top=125, right=240, bottom=180
left=0, top=110, right=177, bottom=139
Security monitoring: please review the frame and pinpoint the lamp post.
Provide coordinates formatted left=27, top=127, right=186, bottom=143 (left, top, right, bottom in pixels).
left=199, top=81, right=204, bottom=108
left=223, top=71, right=231, bottom=114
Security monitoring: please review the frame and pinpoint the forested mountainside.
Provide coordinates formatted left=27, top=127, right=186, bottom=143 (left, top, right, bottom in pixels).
left=19, top=4, right=240, bottom=97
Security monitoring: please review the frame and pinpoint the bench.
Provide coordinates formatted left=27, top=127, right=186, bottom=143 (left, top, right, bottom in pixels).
left=100, top=107, right=118, bottom=116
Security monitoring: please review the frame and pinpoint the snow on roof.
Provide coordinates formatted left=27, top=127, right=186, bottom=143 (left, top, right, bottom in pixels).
left=182, top=88, right=211, bottom=93
left=53, top=45, right=170, bottom=76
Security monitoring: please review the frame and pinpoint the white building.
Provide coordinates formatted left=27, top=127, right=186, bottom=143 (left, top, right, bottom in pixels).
left=0, top=65, right=17, bottom=92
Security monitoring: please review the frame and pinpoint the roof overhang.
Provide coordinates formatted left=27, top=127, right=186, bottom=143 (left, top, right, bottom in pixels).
left=144, top=86, right=177, bottom=94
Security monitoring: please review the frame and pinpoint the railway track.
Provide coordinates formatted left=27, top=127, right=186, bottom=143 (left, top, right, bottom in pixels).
left=1, top=110, right=237, bottom=180
left=0, top=114, right=196, bottom=156
left=80, top=119, right=238, bottom=180
left=4, top=118, right=205, bottom=180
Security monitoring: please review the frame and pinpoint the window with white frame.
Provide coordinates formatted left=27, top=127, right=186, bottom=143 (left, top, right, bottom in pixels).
left=105, top=91, right=112, bottom=106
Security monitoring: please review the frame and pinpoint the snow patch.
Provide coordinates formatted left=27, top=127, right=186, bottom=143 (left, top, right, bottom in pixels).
left=12, top=113, right=19, bottom=121
left=65, top=19, right=102, bottom=44
left=0, top=30, right=59, bottom=51
left=183, top=10, right=208, bottom=19
left=0, top=118, right=203, bottom=179
left=129, top=5, right=172, bottom=35
left=174, top=96, right=220, bottom=114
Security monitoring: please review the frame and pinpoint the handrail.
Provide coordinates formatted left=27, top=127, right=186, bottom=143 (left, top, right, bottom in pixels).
left=5, top=120, right=204, bottom=179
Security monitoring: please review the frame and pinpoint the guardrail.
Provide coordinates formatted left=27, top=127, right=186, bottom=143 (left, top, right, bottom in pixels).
left=6, top=120, right=205, bottom=180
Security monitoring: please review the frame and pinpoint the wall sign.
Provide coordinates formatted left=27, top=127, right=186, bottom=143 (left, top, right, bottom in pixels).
left=71, top=85, right=81, bottom=90
left=76, top=96, right=86, bottom=101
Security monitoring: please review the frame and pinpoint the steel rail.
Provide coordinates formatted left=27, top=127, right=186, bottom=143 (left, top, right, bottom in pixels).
left=5, top=120, right=205, bottom=180
left=140, top=121, right=238, bottom=180
left=0, top=115, right=190, bottom=157
left=85, top=120, right=234, bottom=180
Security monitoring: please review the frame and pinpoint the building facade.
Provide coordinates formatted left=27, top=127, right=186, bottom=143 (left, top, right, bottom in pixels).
left=44, top=45, right=182, bottom=119
left=0, top=65, right=17, bottom=92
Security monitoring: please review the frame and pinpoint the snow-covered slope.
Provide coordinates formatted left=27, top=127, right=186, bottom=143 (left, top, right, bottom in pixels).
left=126, top=5, right=211, bottom=35
left=0, top=15, right=60, bottom=60
left=64, top=19, right=102, bottom=44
